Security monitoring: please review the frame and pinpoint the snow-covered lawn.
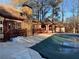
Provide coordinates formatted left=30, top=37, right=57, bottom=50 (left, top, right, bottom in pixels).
left=0, top=42, right=45, bottom=59
left=0, top=34, right=51, bottom=59
left=12, top=35, right=47, bottom=47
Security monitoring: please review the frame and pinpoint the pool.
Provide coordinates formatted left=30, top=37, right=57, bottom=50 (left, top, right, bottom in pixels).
left=31, top=34, right=79, bottom=59
left=55, top=34, right=79, bottom=53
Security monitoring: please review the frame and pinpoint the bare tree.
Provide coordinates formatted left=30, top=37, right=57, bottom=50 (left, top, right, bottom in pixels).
left=72, top=0, right=76, bottom=33
left=77, top=0, right=79, bottom=33
left=61, top=2, right=64, bottom=22
left=28, top=0, right=51, bottom=20
left=50, top=0, right=63, bottom=21
left=78, top=0, right=79, bottom=16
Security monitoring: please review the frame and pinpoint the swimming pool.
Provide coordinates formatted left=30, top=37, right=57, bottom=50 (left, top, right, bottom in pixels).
left=31, top=34, right=79, bottom=59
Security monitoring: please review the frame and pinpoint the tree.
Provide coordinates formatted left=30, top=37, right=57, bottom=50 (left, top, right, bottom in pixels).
left=11, top=0, right=63, bottom=21
left=28, top=0, right=61, bottom=20
left=49, top=0, right=63, bottom=21
left=61, top=2, right=64, bottom=22
left=66, top=16, right=79, bottom=33
left=71, top=0, right=76, bottom=33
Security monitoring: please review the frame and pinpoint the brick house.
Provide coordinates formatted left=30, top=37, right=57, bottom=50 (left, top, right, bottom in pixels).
left=0, top=4, right=33, bottom=41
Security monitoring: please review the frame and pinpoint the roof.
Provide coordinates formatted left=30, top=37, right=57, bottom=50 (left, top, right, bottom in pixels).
left=32, top=19, right=41, bottom=24
left=42, top=19, right=52, bottom=25
left=0, top=4, right=26, bottom=21
left=22, top=2, right=32, bottom=9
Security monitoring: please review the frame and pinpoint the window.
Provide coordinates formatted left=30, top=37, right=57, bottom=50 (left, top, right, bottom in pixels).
left=41, top=24, right=46, bottom=28
left=0, top=27, right=3, bottom=34
left=15, top=22, right=21, bottom=29
left=0, top=21, right=2, bottom=24
left=20, top=12, right=26, bottom=16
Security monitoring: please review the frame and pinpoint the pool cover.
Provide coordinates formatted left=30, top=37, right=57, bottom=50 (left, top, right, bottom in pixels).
left=31, top=34, right=79, bottom=59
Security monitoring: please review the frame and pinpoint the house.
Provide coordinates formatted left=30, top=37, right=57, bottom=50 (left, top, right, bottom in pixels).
left=0, top=17, right=33, bottom=41
left=32, top=18, right=66, bottom=34
left=0, top=4, right=33, bottom=41
left=52, top=21, right=65, bottom=33
left=0, top=17, right=4, bottom=40
left=32, top=19, right=41, bottom=33
left=41, top=19, right=52, bottom=33
left=32, top=19, right=53, bottom=34
left=0, top=18, right=24, bottom=41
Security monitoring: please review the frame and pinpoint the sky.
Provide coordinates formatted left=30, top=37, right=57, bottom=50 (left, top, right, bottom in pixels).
left=0, top=0, right=78, bottom=20
left=0, top=0, right=10, bottom=4
left=60, top=0, right=78, bottom=18
left=45, top=0, right=75, bottom=21
left=44, top=0, right=78, bottom=21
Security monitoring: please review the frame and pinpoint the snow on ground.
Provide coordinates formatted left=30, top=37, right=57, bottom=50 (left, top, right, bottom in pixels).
left=0, top=42, right=44, bottom=59
left=12, top=35, right=48, bottom=47
left=0, top=34, right=53, bottom=59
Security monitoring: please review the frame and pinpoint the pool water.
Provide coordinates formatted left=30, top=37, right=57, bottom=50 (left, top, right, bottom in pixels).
left=31, top=34, right=79, bottom=59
